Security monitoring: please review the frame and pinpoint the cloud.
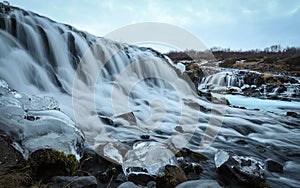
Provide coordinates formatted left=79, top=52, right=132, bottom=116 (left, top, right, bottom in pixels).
left=8, top=0, right=300, bottom=50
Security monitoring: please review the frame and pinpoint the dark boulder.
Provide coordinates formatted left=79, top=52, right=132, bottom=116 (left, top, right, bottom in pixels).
left=286, top=111, right=298, bottom=118
left=127, top=173, right=155, bottom=186
left=265, top=159, right=283, bottom=173
left=214, top=150, right=268, bottom=187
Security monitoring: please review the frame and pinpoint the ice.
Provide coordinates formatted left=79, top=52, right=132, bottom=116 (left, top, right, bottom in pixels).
left=214, top=150, right=229, bottom=168
left=225, top=94, right=300, bottom=115
left=122, top=141, right=177, bottom=175
left=0, top=80, right=84, bottom=159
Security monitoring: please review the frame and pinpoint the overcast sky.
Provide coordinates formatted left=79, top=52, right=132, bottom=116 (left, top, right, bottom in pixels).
left=8, top=0, right=300, bottom=51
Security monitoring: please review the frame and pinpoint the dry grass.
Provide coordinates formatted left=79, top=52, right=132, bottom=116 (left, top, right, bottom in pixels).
left=0, top=171, right=31, bottom=188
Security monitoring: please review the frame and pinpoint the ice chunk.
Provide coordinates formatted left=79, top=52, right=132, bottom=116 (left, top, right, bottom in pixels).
left=123, top=141, right=177, bottom=176
left=214, top=150, right=229, bottom=168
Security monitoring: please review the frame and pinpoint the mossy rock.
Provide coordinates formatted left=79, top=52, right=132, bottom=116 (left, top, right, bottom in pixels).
left=175, top=148, right=208, bottom=161
left=157, top=165, right=187, bottom=188
left=29, top=149, right=78, bottom=180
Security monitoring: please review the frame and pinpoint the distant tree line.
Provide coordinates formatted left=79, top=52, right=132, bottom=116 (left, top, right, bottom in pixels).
left=166, top=45, right=300, bottom=62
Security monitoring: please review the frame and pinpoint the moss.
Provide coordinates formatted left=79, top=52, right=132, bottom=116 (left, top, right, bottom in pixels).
left=156, top=165, right=187, bottom=188
left=175, top=151, right=183, bottom=158
left=259, top=182, right=272, bottom=188
left=29, top=149, right=78, bottom=181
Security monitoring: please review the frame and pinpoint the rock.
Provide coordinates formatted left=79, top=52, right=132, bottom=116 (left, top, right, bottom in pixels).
left=265, top=159, right=283, bottom=173
left=175, top=148, right=206, bottom=180
left=140, top=134, right=150, bottom=140
left=287, top=111, right=298, bottom=118
left=176, top=179, right=222, bottom=188
left=118, top=181, right=141, bottom=188
left=29, top=149, right=78, bottom=180
left=24, top=115, right=40, bottom=121
left=80, top=147, right=121, bottom=176
left=116, top=112, right=137, bottom=124
left=79, top=148, right=123, bottom=187
left=184, top=63, right=205, bottom=88
left=0, top=133, right=24, bottom=167
left=177, top=153, right=204, bottom=179
left=97, top=166, right=119, bottom=183
left=175, top=126, right=184, bottom=133
left=115, top=173, right=126, bottom=183
left=0, top=133, right=31, bottom=187
left=51, top=176, right=97, bottom=188
left=214, top=150, right=266, bottom=186
left=176, top=148, right=208, bottom=161
left=127, top=173, right=155, bottom=186
left=146, top=181, right=156, bottom=188
left=156, top=165, right=187, bottom=188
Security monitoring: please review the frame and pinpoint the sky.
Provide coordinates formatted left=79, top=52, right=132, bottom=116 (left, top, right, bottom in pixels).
left=8, top=0, right=300, bottom=52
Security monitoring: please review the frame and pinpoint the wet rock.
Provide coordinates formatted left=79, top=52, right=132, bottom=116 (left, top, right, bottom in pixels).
left=100, top=116, right=114, bottom=126
left=176, top=149, right=205, bottom=179
left=178, top=158, right=203, bottom=180
left=118, top=181, right=141, bottom=188
left=214, top=150, right=265, bottom=186
left=286, top=111, right=298, bottom=118
left=156, top=165, right=187, bottom=188
left=176, top=148, right=208, bottom=161
left=115, top=173, right=126, bottom=183
left=24, top=115, right=40, bottom=121
left=51, top=176, right=97, bottom=188
left=29, top=149, right=78, bottom=180
left=147, top=181, right=156, bottom=188
left=265, top=159, right=283, bottom=173
left=176, top=179, right=222, bottom=188
left=79, top=148, right=123, bottom=187
left=0, top=133, right=24, bottom=167
left=127, top=173, right=155, bottom=186
left=140, top=134, right=150, bottom=140
left=117, top=112, right=137, bottom=124
left=97, top=166, right=119, bottom=183
left=175, top=126, right=184, bottom=133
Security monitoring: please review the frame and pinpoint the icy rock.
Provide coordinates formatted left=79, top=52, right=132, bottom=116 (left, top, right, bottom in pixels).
left=0, top=80, right=84, bottom=160
left=123, top=141, right=178, bottom=176
left=214, top=150, right=265, bottom=186
left=103, top=142, right=124, bottom=164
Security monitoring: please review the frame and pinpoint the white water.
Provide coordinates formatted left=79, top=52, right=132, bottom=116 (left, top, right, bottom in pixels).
left=0, top=5, right=217, bottom=175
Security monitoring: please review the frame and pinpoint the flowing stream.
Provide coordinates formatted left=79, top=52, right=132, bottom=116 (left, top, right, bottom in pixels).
left=0, top=4, right=300, bottom=187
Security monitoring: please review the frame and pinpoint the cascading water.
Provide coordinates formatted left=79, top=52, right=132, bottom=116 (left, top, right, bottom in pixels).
left=0, top=3, right=217, bottom=175
left=1, top=3, right=300, bottom=187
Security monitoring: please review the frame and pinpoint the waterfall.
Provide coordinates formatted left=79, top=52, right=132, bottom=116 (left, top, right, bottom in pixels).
left=0, top=3, right=217, bottom=173
left=198, top=70, right=244, bottom=93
